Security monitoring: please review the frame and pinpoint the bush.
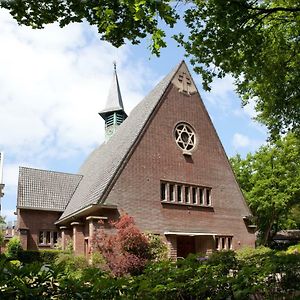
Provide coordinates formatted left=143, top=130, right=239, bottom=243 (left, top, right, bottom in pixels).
left=6, top=237, right=22, bottom=259
left=0, top=248, right=299, bottom=299
left=286, top=243, right=300, bottom=254
left=18, top=249, right=63, bottom=264
left=146, top=233, right=168, bottom=261
left=55, top=252, right=90, bottom=279
left=92, top=214, right=152, bottom=276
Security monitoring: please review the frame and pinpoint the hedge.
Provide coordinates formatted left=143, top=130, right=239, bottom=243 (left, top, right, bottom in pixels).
left=17, top=249, right=63, bottom=264
left=0, top=248, right=299, bottom=299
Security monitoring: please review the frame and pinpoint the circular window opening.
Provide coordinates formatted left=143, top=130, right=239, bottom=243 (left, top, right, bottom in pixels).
left=174, top=123, right=196, bottom=152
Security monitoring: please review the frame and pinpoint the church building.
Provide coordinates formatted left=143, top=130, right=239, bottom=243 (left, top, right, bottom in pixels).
left=17, top=61, right=255, bottom=258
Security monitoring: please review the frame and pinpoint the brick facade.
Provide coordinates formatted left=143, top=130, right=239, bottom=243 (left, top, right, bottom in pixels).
left=104, top=83, right=255, bottom=251
left=17, top=62, right=255, bottom=257
left=17, top=209, right=62, bottom=250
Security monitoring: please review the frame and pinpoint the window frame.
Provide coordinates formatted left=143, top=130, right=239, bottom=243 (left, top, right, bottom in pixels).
left=160, top=181, right=213, bottom=208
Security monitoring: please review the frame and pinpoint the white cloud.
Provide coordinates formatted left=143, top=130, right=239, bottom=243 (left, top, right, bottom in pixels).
left=243, top=98, right=257, bottom=119
left=1, top=209, right=16, bottom=221
left=0, top=10, right=157, bottom=161
left=232, top=133, right=251, bottom=148
left=232, top=133, right=265, bottom=152
left=0, top=9, right=159, bottom=219
left=200, top=75, right=236, bottom=111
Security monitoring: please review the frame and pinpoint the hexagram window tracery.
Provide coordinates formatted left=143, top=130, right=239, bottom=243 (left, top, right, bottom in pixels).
left=174, top=123, right=196, bottom=152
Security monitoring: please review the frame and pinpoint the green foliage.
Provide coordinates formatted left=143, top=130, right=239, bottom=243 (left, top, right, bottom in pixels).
left=286, top=243, right=300, bottom=254
left=146, top=233, right=168, bottom=261
left=54, top=252, right=89, bottom=279
left=0, top=0, right=299, bottom=135
left=0, top=0, right=178, bottom=57
left=0, top=249, right=299, bottom=299
left=0, top=259, right=60, bottom=299
left=6, top=237, right=22, bottom=259
left=176, top=0, right=300, bottom=137
left=0, top=216, right=5, bottom=247
left=18, top=249, right=63, bottom=264
left=230, top=133, right=300, bottom=245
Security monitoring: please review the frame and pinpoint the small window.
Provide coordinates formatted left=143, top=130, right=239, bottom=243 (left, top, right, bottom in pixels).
left=161, top=183, right=166, bottom=201
left=46, top=231, right=51, bottom=244
left=192, top=187, right=197, bottom=204
left=199, top=188, right=204, bottom=205
left=39, top=230, right=58, bottom=247
left=53, top=232, right=58, bottom=244
left=206, top=189, right=211, bottom=206
left=169, top=184, right=174, bottom=201
left=185, top=186, right=190, bottom=203
left=221, top=237, right=226, bottom=249
left=228, top=237, right=232, bottom=250
left=177, top=185, right=182, bottom=202
left=39, top=231, right=44, bottom=244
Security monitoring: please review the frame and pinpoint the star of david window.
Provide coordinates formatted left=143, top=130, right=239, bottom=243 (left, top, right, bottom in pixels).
left=174, top=123, right=196, bottom=153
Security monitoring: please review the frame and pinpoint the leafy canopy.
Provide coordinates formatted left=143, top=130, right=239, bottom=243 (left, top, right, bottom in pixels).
left=1, top=0, right=299, bottom=136
left=230, top=133, right=300, bottom=245
left=176, top=0, right=300, bottom=137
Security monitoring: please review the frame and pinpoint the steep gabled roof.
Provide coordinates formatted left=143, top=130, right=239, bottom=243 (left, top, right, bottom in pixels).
left=59, top=62, right=181, bottom=222
left=17, top=167, right=82, bottom=212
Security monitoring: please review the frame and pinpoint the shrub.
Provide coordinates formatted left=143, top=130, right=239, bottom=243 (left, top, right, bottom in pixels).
left=18, top=249, right=63, bottom=264
left=55, top=252, right=89, bottom=279
left=92, top=214, right=152, bottom=276
left=286, top=243, right=300, bottom=254
left=6, top=237, right=22, bottom=259
left=146, top=233, right=168, bottom=261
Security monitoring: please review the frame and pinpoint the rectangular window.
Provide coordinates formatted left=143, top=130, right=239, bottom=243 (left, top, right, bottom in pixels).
left=221, top=237, right=226, bottom=249
left=46, top=231, right=51, bottom=244
left=185, top=186, right=190, bottom=203
left=169, top=184, right=174, bottom=201
left=53, top=232, right=58, bottom=244
left=161, top=183, right=166, bottom=201
left=216, top=236, right=233, bottom=251
left=206, top=189, right=211, bottom=206
left=177, top=185, right=182, bottom=202
left=160, top=181, right=212, bottom=207
left=199, top=188, right=204, bottom=205
left=192, top=187, right=197, bottom=204
left=39, top=230, right=58, bottom=247
left=39, top=231, right=44, bottom=244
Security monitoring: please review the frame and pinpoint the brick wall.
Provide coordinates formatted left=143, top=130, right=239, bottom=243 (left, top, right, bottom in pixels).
left=105, top=82, right=255, bottom=251
left=18, top=209, right=62, bottom=250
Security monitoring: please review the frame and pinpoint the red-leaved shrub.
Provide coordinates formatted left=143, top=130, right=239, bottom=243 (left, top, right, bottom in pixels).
left=92, top=214, right=151, bottom=276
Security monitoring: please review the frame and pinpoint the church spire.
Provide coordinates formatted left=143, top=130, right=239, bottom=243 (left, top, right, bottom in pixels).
left=99, top=62, right=127, bottom=142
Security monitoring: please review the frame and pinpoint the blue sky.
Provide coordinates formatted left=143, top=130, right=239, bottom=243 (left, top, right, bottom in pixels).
left=0, top=9, right=267, bottom=222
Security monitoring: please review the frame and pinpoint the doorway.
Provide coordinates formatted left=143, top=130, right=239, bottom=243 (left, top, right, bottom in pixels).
left=177, top=236, right=196, bottom=258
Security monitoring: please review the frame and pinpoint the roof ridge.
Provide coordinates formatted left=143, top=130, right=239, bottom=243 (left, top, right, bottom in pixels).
left=58, top=61, right=185, bottom=223
left=19, top=166, right=82, bottom=177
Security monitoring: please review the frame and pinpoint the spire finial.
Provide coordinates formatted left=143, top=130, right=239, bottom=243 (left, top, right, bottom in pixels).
left=113, top=61, right=117, bottom=72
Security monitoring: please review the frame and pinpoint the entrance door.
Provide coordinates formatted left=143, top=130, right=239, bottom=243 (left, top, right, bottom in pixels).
left=177, top=236, right=196, bottom=258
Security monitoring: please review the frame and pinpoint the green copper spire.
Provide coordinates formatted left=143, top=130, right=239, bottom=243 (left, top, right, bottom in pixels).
left=99, top=62, right=127, bottom=142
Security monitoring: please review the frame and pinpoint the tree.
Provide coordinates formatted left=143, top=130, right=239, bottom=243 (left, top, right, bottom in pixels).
left=0, top=216, right=5, bottom=252
left=0, top=0, right=178, bottom=56
left=1, top=0, right=299, bottom=136
left=176, top=0, right=300, bottom=137
left=230, top=133, right=300, bottom=245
